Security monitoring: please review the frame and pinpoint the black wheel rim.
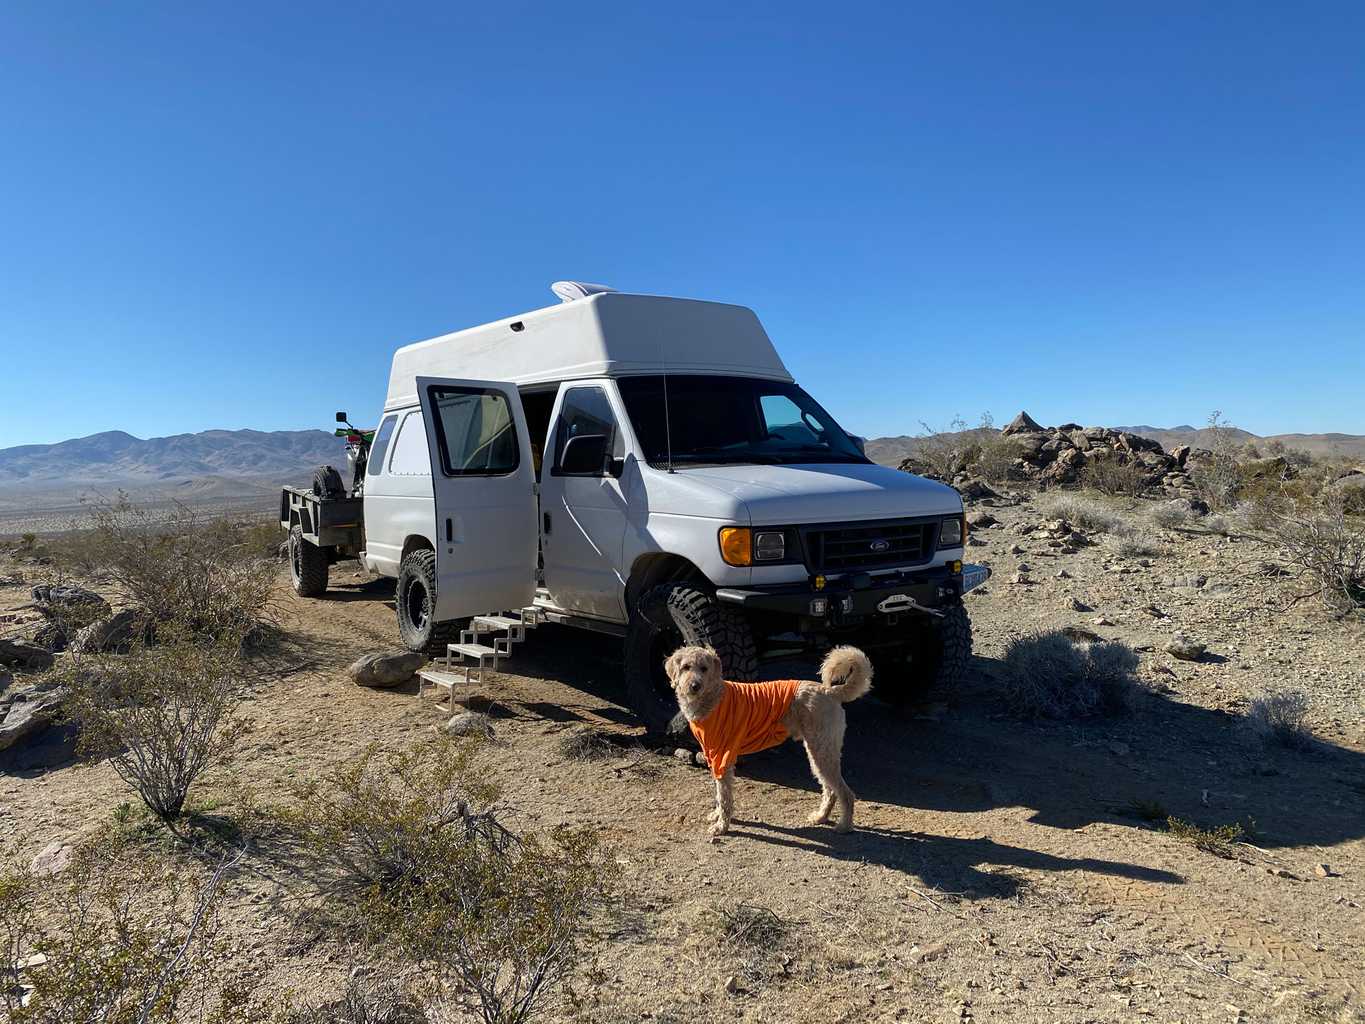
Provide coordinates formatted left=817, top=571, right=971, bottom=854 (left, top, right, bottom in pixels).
left=404, top=577, right=430, bottom=632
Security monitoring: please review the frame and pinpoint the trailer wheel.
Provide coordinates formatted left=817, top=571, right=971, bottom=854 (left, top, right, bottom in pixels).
left=875, top=600, right=973, bottom=705
left=288, top=524, right=329, bottom=597
left=396, top=548, right=465, bottom=655
left=623, top=583, right=758, bottom=735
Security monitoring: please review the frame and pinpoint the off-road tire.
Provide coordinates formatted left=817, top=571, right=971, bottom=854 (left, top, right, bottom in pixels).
left=312, top=464, right=345, bottom=499
left=624, top=583, right=759, bottom=735
left=396, top=548, right=465, bottom=655
left=288, top=524, right=329, bottom=597
left=876, top=599, right=972, bottom=705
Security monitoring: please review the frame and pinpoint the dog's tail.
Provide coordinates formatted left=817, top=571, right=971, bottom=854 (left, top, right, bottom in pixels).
left=817, top=646, right=873, bottom=703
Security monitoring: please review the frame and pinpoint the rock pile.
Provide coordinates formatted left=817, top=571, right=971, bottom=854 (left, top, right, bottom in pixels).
left=898, top=411, right=1236, bottom=500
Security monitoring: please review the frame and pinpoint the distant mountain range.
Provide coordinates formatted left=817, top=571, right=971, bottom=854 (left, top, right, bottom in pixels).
left=0, top=429, right=346, bottom=486
left=864, top=422, right=1365, bottom=467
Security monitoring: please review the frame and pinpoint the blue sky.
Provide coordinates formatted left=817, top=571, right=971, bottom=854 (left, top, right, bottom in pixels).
left=2, top=2, right=1362, bottom=448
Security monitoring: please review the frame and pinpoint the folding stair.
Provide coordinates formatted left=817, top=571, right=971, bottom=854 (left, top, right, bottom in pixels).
left=417, top=607, right=545, bottom=709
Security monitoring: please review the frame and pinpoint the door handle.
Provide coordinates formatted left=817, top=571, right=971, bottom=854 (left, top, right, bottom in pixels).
left=445, top=517, right=453, bottom=543
left=543, top=512, right=552, bottom=535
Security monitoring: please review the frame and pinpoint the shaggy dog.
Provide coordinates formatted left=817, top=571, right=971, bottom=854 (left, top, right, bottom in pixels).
left=665, top=645, right=872, bottom=836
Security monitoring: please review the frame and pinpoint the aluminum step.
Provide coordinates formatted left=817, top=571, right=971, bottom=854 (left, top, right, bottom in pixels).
left=448, top=642, right=502, bottom=660
left=416, top=669, right=464, bottom=691
left=473, top=614, right=524, bottom=630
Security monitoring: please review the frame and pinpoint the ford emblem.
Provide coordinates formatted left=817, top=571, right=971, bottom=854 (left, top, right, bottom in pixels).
left=869, top=539, right=890, bottom=553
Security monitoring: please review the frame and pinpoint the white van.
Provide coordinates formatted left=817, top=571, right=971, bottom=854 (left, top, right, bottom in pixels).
left=295, top=282, right=986, bottom=731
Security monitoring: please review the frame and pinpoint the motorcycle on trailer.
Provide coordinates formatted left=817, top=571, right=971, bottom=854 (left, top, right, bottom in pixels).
left=278, top=411, right=372, bottom=597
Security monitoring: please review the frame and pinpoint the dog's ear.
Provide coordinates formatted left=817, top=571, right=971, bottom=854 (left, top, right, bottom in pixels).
left=663, top=649, right=684, bottom=684
left=699, top=647, right=722, bottom=680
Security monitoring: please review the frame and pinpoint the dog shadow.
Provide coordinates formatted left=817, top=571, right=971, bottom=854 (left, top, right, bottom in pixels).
left=725, top=819, right=1182, bottom=896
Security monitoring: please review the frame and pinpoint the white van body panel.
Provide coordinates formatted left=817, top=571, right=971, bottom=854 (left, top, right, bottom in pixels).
left=385, top=293, right=791, bottom=410
left=362, top=406, right=434, bottom=577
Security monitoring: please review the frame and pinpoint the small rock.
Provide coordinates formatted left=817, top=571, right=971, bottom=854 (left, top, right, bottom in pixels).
left=1011, top=573, right=1032, bottom=585
left=694, top=750, right=709, bottom=768
left=30, top=841, right=73, bottom=877
left=968, top=512, right=997, bottom=529
left=1016, top=563, right=1031, bottom=573
left=1314, top=863, right=1334, bottom=878
left=1092, top=616, right=1115, bottom=626
left=347, top=650, right=427, bottom=688
left=674, top=748, right=693, bottom=763
left=1008, top=544, right=1024, bottom=555
left=1166, top=635, right=1206, bottom=662
left=1065, top=597, right=1089, bottom=612
left=444, top=712, right=495, bottom=739
left=1062, top=626, right=1103, bottom=644
left=724, top=975, right=739, bottom=995
left=1055, top=569, right=1071, bottom=579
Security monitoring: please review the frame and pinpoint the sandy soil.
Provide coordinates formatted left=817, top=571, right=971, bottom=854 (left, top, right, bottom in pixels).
left=3, top=494, right=1364, bottom=1022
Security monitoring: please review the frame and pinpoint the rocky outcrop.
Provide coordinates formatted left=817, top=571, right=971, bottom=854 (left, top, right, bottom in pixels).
left=72, top=608, right=148, bottom=655
left=898, top=412, right=1214, bottom=499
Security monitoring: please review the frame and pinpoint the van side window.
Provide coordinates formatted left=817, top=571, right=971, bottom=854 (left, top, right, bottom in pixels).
left=367, top=415, right=398, bottom=477
left=553, top=387, right=621, bottom=476
left=387, top=411, right=432, bottom=476
left=428, top=385, right=519, bottom=476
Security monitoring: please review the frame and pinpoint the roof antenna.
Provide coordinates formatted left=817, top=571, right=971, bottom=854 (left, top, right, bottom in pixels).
left=662, top=373, right=676, bottom=473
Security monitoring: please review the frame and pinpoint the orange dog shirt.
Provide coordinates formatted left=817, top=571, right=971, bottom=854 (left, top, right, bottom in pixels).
left=689, top=679, right=802, bottom=779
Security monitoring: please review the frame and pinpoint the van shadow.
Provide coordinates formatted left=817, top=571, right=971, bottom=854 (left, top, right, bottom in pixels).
left=736, top=653, right=1365, bottom=853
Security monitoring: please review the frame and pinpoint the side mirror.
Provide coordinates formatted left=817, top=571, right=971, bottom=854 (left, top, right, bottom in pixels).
left=851, top=434, right=867, bottom=456
left=560, top=433, right=609, bottom=475
left=335, top=411, right=348, bottom=423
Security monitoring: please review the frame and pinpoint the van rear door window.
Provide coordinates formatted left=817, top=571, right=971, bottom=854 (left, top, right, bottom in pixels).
left=367, top=415, right=398, bottom=477
left=428, top=385, right=520, bottom=476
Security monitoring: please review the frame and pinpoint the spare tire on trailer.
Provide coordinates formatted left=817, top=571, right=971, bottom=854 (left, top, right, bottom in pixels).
left=311, top=464, right=345, bottom=499
left=623, top=582, right=758, bottom=735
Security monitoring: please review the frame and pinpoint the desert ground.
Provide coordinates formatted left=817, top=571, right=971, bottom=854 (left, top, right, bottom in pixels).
left=2, top=490, right=1364, bottom=1022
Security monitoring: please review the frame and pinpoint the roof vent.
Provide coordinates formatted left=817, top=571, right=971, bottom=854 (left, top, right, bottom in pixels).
left=551, top=281, right=616, bottom=303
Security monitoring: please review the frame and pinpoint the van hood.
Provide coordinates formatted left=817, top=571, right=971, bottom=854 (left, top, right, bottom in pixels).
left=662, top=462, right=962, bottom=523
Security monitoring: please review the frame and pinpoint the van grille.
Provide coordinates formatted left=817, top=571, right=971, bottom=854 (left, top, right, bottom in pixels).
left=801, top=518, right=938, bottom=574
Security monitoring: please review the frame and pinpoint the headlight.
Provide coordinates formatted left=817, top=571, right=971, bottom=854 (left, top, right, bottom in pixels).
left=938, top=515, right=965, bottom=548
left=719, top=527, right=790, bottom=566
left=753, top=531, right=786, bottom=561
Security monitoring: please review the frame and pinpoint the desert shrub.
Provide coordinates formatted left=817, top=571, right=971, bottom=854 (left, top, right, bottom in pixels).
left=0, top=832, right=236, bottom=1022
left=1040, top=494, right=1123, bottom=534
left=56, top=496, right=276, bottom=641
left=62, top=627, right=249, bottom=821
left=1188, top=411, right=1243, bottom=511
left=1001, top=630, right=1146, bottom=719
left=911, top=416, right=980, bottom=480
left=1081, top=457, right=1149, bottom=497
left=975, top=434, right=1023, bottom=484
left=1165, top=817, right=1243, bottom=858
left=1104, top=529, right=1165, bottom=558
left=1149, top=502, right=1190, bottom=530
left=557, top=729, right=620, bottom=761
left=282, top=977, right=429, bottom=1024
left=1256, top=493, right=1365, bottom=613
left=277, top=737, right=616, bottom=1024
left=1246, top=689, right=1314, bottom=749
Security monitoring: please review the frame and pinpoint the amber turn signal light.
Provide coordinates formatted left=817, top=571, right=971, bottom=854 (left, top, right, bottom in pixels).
left=719, top=527, right=752, bottom=566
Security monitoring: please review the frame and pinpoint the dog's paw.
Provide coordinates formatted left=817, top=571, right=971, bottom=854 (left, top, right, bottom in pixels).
left=806, top=809, right=831, bottom=825
left=833, top=818, right=854, bottom=834
left=708, top=820, right=730, bottom=837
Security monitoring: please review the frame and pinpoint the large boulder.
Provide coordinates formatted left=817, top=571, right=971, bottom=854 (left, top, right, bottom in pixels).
left=348, top=650, right=427, bottom=688
left=0, top=722, right=79, bottom=771
left=0, top=686, right=67, bottom=752
left=31, top=583, right=109, bottom=612
left=0, top=639, right=55, bottom=672
left=72, top=609, right=148, bottom=655
left=1002, top=411, right=1044, bottom=435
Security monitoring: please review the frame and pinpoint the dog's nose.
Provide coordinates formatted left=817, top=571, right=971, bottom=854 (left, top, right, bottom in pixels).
left=689, top=680, right=701, bottom=693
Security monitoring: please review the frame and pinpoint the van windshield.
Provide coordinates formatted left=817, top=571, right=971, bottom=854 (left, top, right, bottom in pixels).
left=616, top=375, right=868, bottom=467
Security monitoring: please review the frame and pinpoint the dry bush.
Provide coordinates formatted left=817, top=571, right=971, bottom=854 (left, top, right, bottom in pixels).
left=0, top=832, right=237, bottom=1022
left=1188, top=411, right=1243, bottom=511
left=282, top=976, right=429, bottom=1024
left=1081, top=457, right=1150, bottom=497
left=1246, top=689, right=1314, bottom=749
left=1149, top=502, right=1190, bottom=530
left=1165, top=817, right=1243, bottom=858
left=1255, top=493, right=1365, bottom=613
left=62, top=627, right=250, bottom=821
left=56, top=496, right=276, bottom=642
left=1001, top=630, right=1147, bottom=719
left=1104, top=530, right=1166, bottom=558
left=276, top=737, right=616, bottom=1024
left=1040, top=494, right=1123, bottom=534
left=975, top=434, right=1024, bottom=484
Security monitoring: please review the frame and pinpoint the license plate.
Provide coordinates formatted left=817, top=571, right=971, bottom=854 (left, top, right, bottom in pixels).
left=962, top=564, right=991, bottom=593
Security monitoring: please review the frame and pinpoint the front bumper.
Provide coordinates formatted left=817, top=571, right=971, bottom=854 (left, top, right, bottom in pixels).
left=715, top=562, right=991, bottom=621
